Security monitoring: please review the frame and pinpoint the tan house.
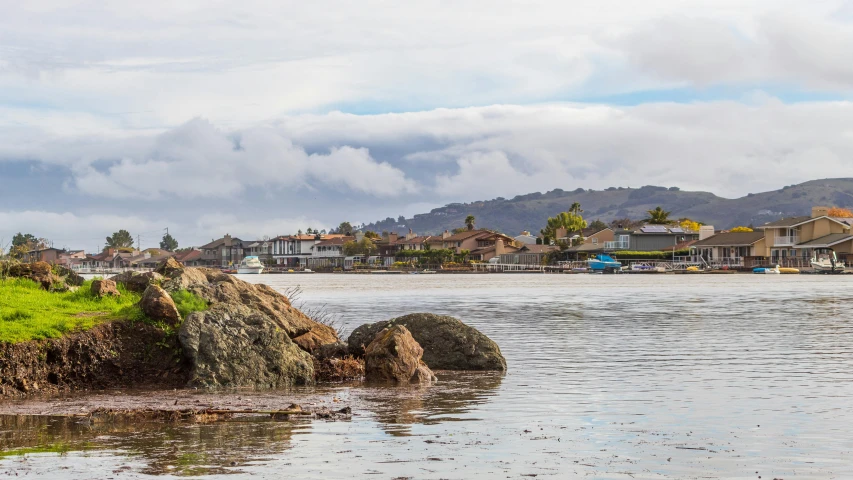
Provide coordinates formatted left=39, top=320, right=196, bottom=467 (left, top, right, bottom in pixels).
left=690, top=231, right=767, bottom=267
left=429, top=229, right=520, bottom=261
left=757, top=206, right=853, bottom=265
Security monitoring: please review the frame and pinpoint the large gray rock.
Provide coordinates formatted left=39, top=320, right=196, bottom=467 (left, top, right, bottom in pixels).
left=164, top=267, right=329, bottom=340
left=178, top=303, right=314, bottom=388
left=348, top=313, right=507, bottom=371
left=364, top=325, right=435, bottom=384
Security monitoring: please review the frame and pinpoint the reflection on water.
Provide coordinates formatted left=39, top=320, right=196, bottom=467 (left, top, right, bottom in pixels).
left=0, top=415, right=300, bottom=476
left=3, top=274, right=853, bottom=478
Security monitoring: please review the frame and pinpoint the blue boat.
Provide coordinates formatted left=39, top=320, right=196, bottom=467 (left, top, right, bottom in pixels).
left=587, top=254, right=622, bottom=273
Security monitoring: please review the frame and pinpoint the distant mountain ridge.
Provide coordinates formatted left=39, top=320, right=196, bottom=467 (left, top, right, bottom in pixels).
left=363, top=178, right=853, bottom=235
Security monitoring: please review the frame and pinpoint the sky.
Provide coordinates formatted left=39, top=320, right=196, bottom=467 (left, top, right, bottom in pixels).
left=4, top=0, right=853, bottom=251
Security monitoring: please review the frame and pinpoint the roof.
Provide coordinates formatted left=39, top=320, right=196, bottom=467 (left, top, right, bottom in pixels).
left=567, top=242, right=606, bottom=252
left=759, top=215, right=853, bottom=229
left=175, top=249, right=202, bottom=262
left=691, top=232, right=765, bottom=247
left=396, top=236, right=432, bottom=245
left=793, top=233, right=853, bottom=248
left=313, top=236, right=355, bottom=247
left=582, top=227, right=611, bottom=237
left=200, top=236, right=244, bottom=249
left=443, top=229, right=514, bottom=242
left=518, top=244, right=558, bottom=254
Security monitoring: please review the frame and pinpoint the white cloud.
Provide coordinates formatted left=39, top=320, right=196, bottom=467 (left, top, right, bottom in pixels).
left=45, top=119, right=416, bottom=198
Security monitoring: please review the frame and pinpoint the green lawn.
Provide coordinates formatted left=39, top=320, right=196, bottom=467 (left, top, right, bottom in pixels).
left=0, top=278, right=144, bottom=344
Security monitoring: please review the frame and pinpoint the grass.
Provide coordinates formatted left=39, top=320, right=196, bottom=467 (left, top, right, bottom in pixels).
left=170, top=289, right=209, bottom=319
left=0, top=278, right=144, bottom=344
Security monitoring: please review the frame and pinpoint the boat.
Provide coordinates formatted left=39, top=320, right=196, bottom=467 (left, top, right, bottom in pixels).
left=753, top=266, right=780, bottom=274
left=778, top=267, right=800, bottom=274
left=810, top=248, right=845, bottom=274
left=631, top=264, right=667, bottom=273
left=587, top=254, right=622, bottom=273
left=421, top=269, right=437, bottom=274
left=237, top=256, right=265, bottom=274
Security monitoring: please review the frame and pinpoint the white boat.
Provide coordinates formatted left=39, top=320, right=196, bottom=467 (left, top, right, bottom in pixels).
left=811, top=249, right=845, bottom=273
left=237, top=256, right=265, bottom=274
left=753, top=265, right=780, bottom=274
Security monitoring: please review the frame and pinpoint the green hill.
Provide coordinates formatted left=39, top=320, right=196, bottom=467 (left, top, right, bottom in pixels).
left=363, top=178, right=853, bottom=235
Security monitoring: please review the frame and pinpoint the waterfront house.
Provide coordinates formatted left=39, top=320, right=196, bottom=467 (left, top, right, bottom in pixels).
left=199, top=234, right=246, bottom=267
left=271, top=233, right=346, bottom=267
left=605, top=225, right=699, bottom=252
left=428, top=229, right=519, bottom=261
left=244, top=239, right=273, bottom=265
left=757, top=206, right=853, bottom=265
left=689, top=231, right=766, bottom=267
left=498, top=244, right=557, bottom=266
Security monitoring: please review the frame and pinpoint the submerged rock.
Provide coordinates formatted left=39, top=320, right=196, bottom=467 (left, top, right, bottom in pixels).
left=91, top=279, right=120, bottom=297
left=140, top=285, right=180, bottom=326
left=178, top=303, right=314, bottom=388
left=349, top=313, right=507, bottom=371
left=292, top=324, right=340, bottom=354
left=364, top=325, right=435, bottom=384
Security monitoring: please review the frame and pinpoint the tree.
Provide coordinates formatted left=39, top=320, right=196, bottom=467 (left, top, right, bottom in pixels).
left=11, top=233, right=37, bottom=248
left=363, top=231, right=380, bottom=240
left=679, top=219, right=702, bottom=232
left=644, top=207, right=671, bottom=225
left=828, top=207, right=853, bottom=218
left=540, top=211, right=587, bottom=244
left=588, top=219, right=607, bottom=232
left=569, top=202, right=583, bottom=215
left=452, top=227, right=467, bottom=234
left=397, top=215, right=406, bottom=223
left=342, top=238, right=377, bottom=256
left=105, top=230, right=134, bottom=249
left=306, top=228, right=314, bottom=234
left=730, top=226, right=754, bottom=232
left=160, top=232, right=179, bottom=251
left=337, top=221, right=353, bottom=235
left=465, top=215, right=476, bottom=231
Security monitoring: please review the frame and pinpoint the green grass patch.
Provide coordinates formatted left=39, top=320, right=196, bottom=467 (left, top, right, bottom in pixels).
left=170, top=289, right=209, bottom=319
left=0, top=278, right=145, bottom=344
left=0, top=442, right=93, bottom=458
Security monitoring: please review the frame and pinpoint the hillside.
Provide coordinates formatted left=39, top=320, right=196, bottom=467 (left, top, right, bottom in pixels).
left=363, top=178, right=853, bottom=235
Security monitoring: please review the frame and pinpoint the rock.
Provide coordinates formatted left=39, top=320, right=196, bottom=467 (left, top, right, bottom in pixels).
left=53, top=265, right=84, bottom=287
left=110, top=271, right=164, bottom=293
left=154, top=257, right=184, bottom=277
left=140, top=285, right=181, bottom=326
left=8, top=261, right=58, bottom=290
left=178, top=303, right=314, bottom=388
left=91, top=279, right=120, bottom=297
left=364, top=325, right=435, bottom=384
left=164, top=268, right=329, bottom=339
left=348, top=313, right=506, bottom=371
left=292, top=324, right=340, bottom=353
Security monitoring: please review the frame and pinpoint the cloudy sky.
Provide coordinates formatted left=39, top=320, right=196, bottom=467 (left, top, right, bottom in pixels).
left=4, top=0, right=853, bottom=250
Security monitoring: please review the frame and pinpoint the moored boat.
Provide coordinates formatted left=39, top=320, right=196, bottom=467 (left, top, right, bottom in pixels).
left=588, top=254, right=622, bottom=273
left=753, top=266, right=780, bottom=274
left=810, top=248, right=845, bottom=274
left=237, top=256, right=265, bottom=274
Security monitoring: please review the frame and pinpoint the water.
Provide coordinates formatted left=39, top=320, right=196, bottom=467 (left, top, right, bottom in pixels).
left=3, top=274, right=853, bottom=479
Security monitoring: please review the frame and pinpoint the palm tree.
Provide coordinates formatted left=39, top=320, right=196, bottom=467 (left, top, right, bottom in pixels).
left=465, top=215, right=476, bottom=231
left=645, top=206, right=672, bottom=225
left=569, top=202, right=583, bottom=215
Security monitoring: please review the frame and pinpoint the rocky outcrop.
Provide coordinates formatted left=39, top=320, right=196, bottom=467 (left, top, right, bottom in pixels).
left=164, top=269, right=327, bottom=339
left=364, top=325, right=435, bottom=384
left=110, top=271, right=164, bottom=293
left=140, top=285, right=180, bottom=326
left=179, top=303, right=314, bottom=388
left=154, top=257, right=184, bottom=277
left=91, top=279, right=120, bottom=297
left=8, top=262, right=58, bottom=290
left=53, top=265, right=84, bottom=287
left=349, top=313, right=506, bottom=371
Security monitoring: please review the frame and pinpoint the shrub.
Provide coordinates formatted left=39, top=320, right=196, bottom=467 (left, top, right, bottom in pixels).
left=612, top=249, right=691, bottom=260
left=169, top=290, right=209, bottom=319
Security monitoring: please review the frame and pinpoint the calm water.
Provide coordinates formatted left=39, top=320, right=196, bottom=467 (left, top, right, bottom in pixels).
left=3, top=274, right=853, bottom=479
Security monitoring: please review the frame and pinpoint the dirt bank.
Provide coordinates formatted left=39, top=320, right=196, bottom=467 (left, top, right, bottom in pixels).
left=0, top=320, right=186, bottom=398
